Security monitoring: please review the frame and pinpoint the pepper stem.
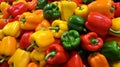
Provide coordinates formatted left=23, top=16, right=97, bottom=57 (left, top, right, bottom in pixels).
left=45, top=51, right=56, bottom=61
left=20, top=18, right=26, bottom=23
left=90, top=38, right=98, bottom=45
left=49, top=27, right=59, bottom=32
left=110, top=6, right=114, bottom=13
left=0, top=55, right=6, bottom=63
left=26, top=43, right=37, bottom=51
left=109, top=28, right=120, bottom=34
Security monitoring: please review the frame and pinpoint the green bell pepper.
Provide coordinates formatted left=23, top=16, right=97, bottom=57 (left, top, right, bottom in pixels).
left=61, top=30, right=80, bottom=50
left=36, top=0, right=47, bottom=9
left=43, top=3, right=61, bottom=21
left=68, top=15, right=86, bottom=32
left=100, top=41, right=120, bottom=61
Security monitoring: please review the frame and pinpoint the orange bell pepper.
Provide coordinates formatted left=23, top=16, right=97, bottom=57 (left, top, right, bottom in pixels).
left=88, top=0, right=114, bottom=19
left=27, top=62, right=39, bottom=67
left=27, top=0, right=38, bottom=11
left=35, top=19, right=50, bottom=31
left=88, top=52, right=109, bottom=67
left=0, top=36, right=17, bottom=63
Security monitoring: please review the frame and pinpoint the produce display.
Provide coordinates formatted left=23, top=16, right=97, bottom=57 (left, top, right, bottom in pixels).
left=0, top=0, right=120, bottom=67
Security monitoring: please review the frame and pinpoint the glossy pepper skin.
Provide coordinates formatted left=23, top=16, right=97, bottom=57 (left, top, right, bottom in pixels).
left=81, top=32, right=103, bottom=51
left=8, top=48, right=30, bottom=67
left=2, top=21, right=21, bottom=38
left=49, top=20, right=68, bottom=38
left=112, top=61, right=120, bottom=67
left=85, top=12, right=112, bottom=38
left=0, top=36, right=17, bottom=63
left=36, top=0, right=47, bottom=9
left=43, top=3, right=60, bottom=21
left=27, top=62, right=39, bottom=67
left=68, top=15, right=85, bottom=32
left=100, top=41, right=120, bottom=61
left=7, top=2, right=28, bottom=17
left=88, top=52, right=109, bottom=67
left=27, top=0, right=38, bottom=11
left=45, top=43, right=68, bottom=64
left=61, top=30, right=80, bottom=50
left=114, top=2, right=120, bottom=17
left=63, top=51, right=84, bottom=67
left=19, top=12, right=42, bottom=30
left=88, top=0, right=114, bottom=19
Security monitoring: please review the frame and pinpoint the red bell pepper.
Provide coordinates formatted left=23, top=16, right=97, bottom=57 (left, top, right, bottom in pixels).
left=0, top=0, right=6, bottom=3
left=85, top=12, right=112, bottom=38
left=0, top=60, right=9, bottom=67
left=45, top=43, right=68, bottom=64
left=63, top=51, right=84, bottom=67
left=45, top=64, right=60, bottom=67
left=80, top=32, right=103, bottom=51
left=19, top=31, right=33, bottom=50
left=7, top=2, right=28, bottom=17
left=114, top=2, right=120, bottom=17
left=72, top=0, right=82, bottom=6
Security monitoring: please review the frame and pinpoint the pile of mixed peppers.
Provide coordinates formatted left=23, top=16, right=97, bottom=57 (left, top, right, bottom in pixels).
left=0, top=0, right=120, bottom=67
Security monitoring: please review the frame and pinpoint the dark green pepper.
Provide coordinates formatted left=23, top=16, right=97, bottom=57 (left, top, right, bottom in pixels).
left=68, top=15, right=85, bottom=32
left=61, top=30, right=80, bottom=50
left=43, top=3, right=61, bottom=21
left=100, top=41, right=120, bottom=61
left=36, top=0, right=47, bottom=9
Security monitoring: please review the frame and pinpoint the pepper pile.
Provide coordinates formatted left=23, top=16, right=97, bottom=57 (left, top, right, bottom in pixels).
left=0, top=0, right=120, bottom=67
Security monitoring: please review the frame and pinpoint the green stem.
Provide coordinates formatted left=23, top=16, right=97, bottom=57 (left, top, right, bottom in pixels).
left=110, top=6, right=114, bottom=13
left=26, top=43, right=37, bottom=51
left=49, top=27, right=59, bottom=32
left=90, top=38, right=98, bottom=45
left=109, top=28, right=120, bottom=34
left=0, top=55, right=6, bottom=64
left=79, top=6, right=84, bottom=10
left=20, top=18, right=26, bottom=23
left=45, top=51, right=56, bottom=61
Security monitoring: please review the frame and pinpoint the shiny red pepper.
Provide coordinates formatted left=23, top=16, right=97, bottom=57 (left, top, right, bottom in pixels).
left=85, top=12, right=112, bottom=38
left=7, top=2, right=28, bottom=17
left=72, top=0, right=82, bottom=6
left=114, top=2, right=120, bottom=17
left=45, top=43, right=68, bottom=64
left=80, top=32, right=104, bottom=51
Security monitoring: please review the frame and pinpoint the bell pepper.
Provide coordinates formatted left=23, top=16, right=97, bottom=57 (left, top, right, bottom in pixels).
left=45, top=64, right=60, bottom=67
left=68, top=15, right=85, bottom=32
left=36, top=0, right=47, bottom=9
left=114, top=2, right=120, bottom=17
left=45, top=43, right=68, bottom=64
left=27, top=0, right=38, bottom=11
left=27, top=62, right=39, bottom=67
left=71, top=0, right=82, bottom=6
left=2, top=21, right=21, bottom=38
left=35, top=19, right=50, bottom=31
left=12, top=0, right=27, bottom=4
left=109, top=17, right=120, bottom=37
left=1, top=6, right=10, bottom=19
left=19, top=31, right=33, bottom=50
left=0, top=2, right=10, bottom=13
left=85, top=12, right=112, bottom=38
left=0, top=0, right=6, bottom=3
left=0, top=30, right=4, bottom=39
left=30, top=49, right=46, bottom=67
left=0, top=19, right=8, bottom=29
left=28, top=29, right=55, bottom=51
left=43, top=3, right=61, bottom=21
left=63, top=51, right=84, bottom=67
left=0, top=60, right=9, bottom=67
left=59, top=1, right=77, bottom=21
left=100, top=41, right=120, bottom=61
left=8, top=48, right=30, bottom=67
left=112, top=61, right=120, bottom=67
left=61, top=30, right=80, bottom=50
left=88, top=0, right=114, bottom=19
left=80, top=32, right=103, bottom=51
left=7, top=2, right=28, bottom=17
left=88, top=52, right=109, bottom=67
left=75, top=4, right=89, bottom=19
left=0, top=36, right=17, bottom=63
left=49, top=20, right=68, bottom=38
left=83, top=0, right=94, bottom=4
left=19, top=12, right=42, bottom=30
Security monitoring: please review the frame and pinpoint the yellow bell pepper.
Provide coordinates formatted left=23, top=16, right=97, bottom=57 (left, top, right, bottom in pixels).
left=59, top=1, right=77, bottom=21
left=0, top=30, right=4, bottom=40
left=0, top=2, right=10, bottom=13
left=19, top=12, right=42, bottom=30
left=2, top=21, right=21, bottom=38
left=109, top=17, right=120, bottom=37
left=13, top=0, right=27, bottom=4
left=49, top=20, right=68, bottom=38
left=75, top=5, right=89, bottom=19
left=8, top=48, right=30, bottom=67
left=112, top=61, right=120, bottom=67
left=0, top=36, right=17, bottom=63
left=30, top=49, right=46, bottom=67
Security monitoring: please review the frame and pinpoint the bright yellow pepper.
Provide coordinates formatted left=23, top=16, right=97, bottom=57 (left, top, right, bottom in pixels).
left=30, top=49, right=46, bottom=67
left=109, top=17, right=120, bottom=37
left=112, top=61, right=120, bottom=67
left=59, top=1, right=77, bottom=21
left=2, top=21, right=21, bottom=38
left=0, top=30, right=4, bottom=40
left=13, top=0, right=27, bottom=4
left=0, top=36, right=17, bottom=63
left=75, top=5, right=89, bottom=19
left=8, top=48, right=30, bottom=67
left=49, top=20, right=68, bottom=38
left=0, top=2, right=10, bottom=13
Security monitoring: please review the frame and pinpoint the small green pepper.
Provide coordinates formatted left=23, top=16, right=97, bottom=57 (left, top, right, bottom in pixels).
left=61, top=30, right=80, bottom=50
left=36, top=0, right=47, bottom=9
left=43, top=3, right=61, bottom=21
left=100, top=41, right=120, bottom=61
